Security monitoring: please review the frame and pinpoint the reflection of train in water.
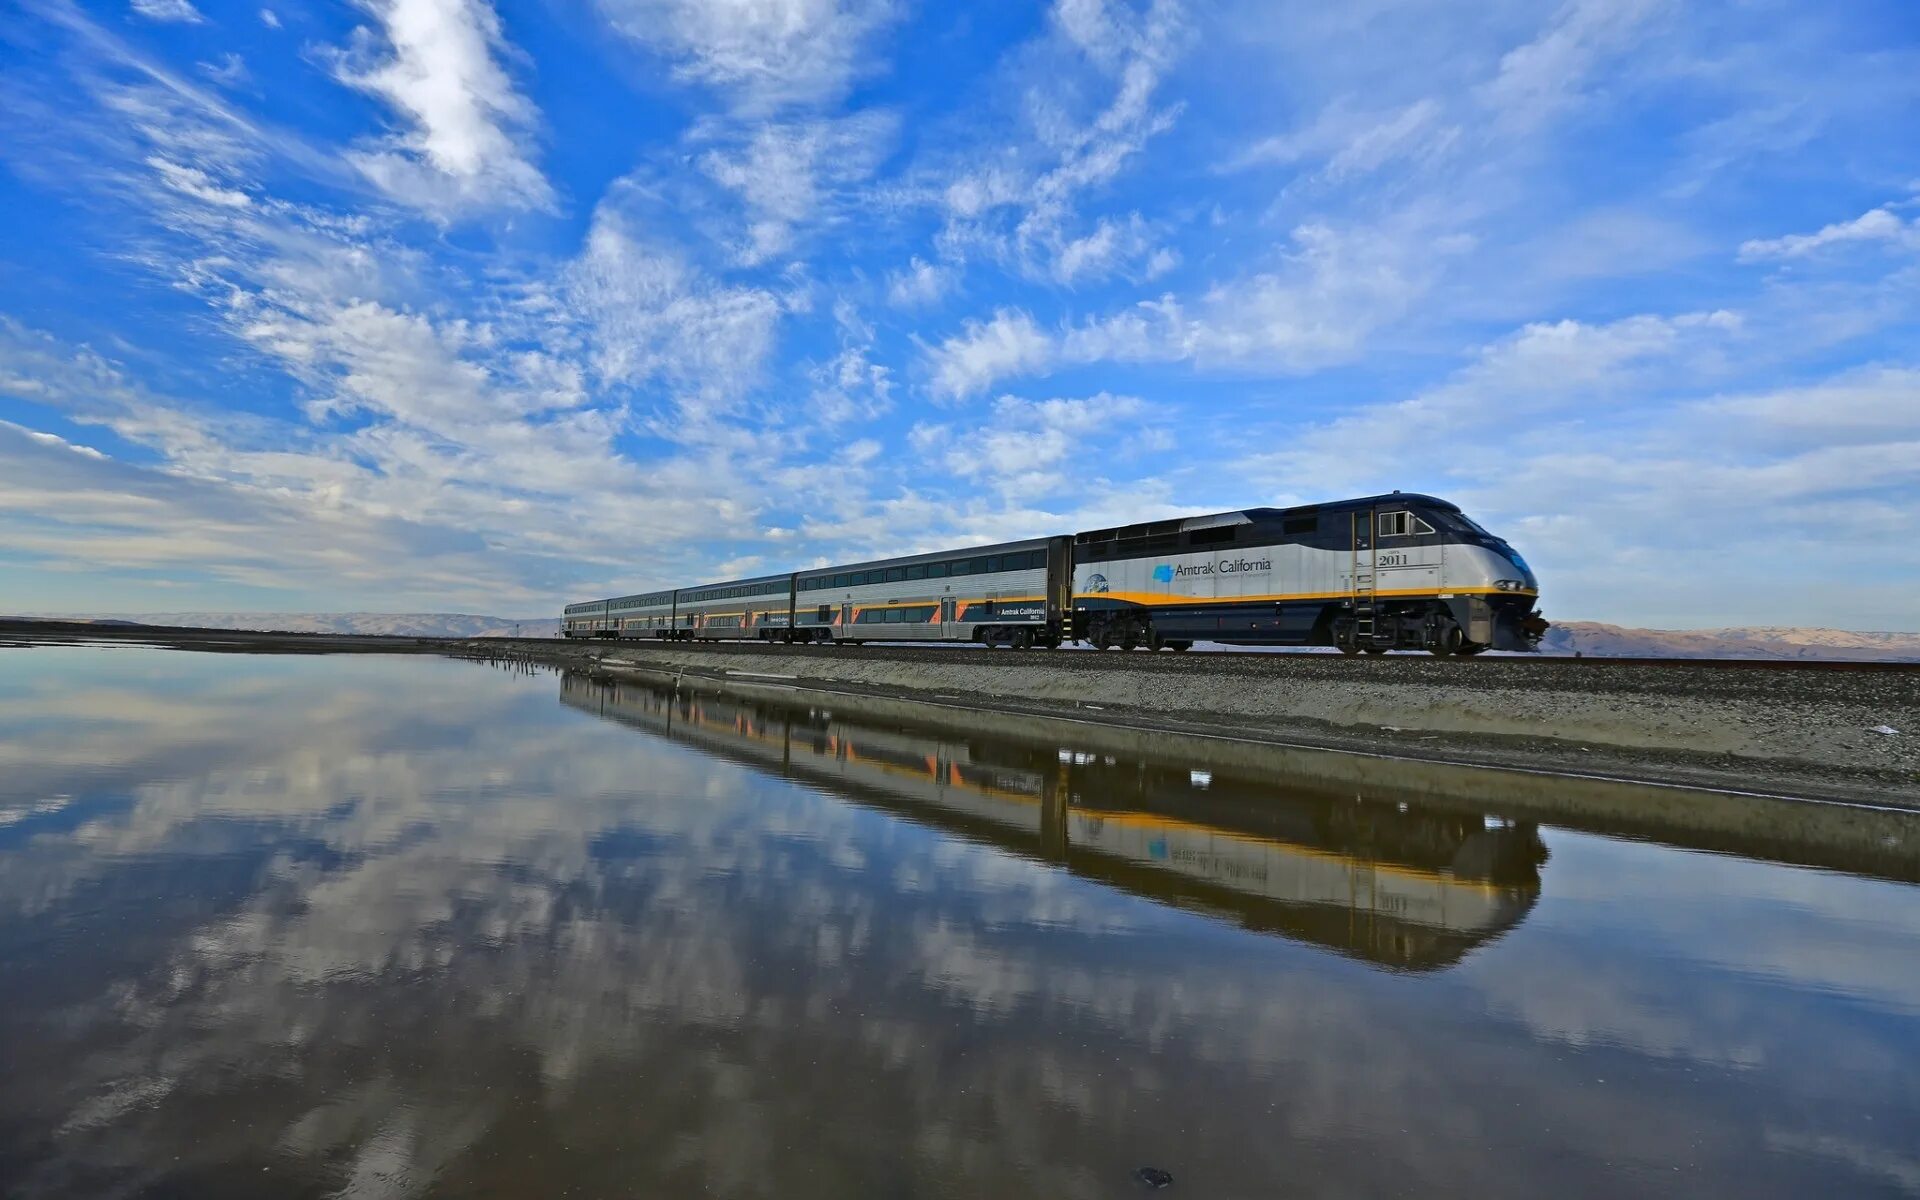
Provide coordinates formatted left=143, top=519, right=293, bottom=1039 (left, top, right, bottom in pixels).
left=559, top=674, right=1547, bottom=971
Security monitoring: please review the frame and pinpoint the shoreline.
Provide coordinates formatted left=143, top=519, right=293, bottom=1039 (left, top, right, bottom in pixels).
left=8, top=620, right=1918, bottom=810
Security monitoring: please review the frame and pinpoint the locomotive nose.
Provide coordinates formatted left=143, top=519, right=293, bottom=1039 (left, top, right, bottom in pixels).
left=1503, top=549, right=1538, bottom=593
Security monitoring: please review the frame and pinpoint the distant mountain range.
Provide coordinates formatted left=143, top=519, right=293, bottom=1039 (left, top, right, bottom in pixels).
left=8, top=613, right=1918, bottom=661
left=1538, top=623, right=1920, bottom=662
left=13, top=613, right=562, bottom=639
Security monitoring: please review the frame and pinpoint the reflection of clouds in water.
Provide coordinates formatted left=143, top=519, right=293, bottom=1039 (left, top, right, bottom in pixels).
left=4, top=649, right=1920, bottom=1199
left=1462, top=832, right=1920, bottom=1077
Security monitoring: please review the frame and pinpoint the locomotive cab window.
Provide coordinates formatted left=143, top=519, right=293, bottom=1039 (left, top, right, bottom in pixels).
left=1380, top=510, right=1439, bottom=537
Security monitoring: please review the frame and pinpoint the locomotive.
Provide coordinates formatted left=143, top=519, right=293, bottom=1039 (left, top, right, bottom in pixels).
left=562, top=492, right=1546, bottom=656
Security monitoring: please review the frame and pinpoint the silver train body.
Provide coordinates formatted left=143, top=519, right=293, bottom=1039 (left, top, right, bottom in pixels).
left=563, top=492, right=1546, bottom=655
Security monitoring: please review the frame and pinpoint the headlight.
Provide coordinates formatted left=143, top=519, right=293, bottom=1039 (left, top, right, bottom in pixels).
left=1494, top=579, right=1524, bottom=591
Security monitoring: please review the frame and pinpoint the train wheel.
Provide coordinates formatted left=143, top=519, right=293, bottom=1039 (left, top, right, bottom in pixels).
left=1429, top=624, right=1463, bottom=657
left=1362, top=645, right=1387, bottom=656
left=1456, top=643, right=1487, bottom=656
left=1014, top=628, right=1033, bottom=650
left=1167, top=640, right=1192, bottom=652
left=1337, top=642, right=1361, bottom=656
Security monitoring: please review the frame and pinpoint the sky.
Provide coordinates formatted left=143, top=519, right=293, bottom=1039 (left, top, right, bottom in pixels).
left=0, top=0, right=1916, bottom=629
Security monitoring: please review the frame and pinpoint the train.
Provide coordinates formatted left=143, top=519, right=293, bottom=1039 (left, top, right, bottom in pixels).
left=562, top=492, right=1547, bottom=656
left=559, top=672, right=1547, bottom=970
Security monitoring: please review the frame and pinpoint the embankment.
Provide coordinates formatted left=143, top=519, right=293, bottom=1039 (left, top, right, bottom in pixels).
left=523, top=641, right=1920, bottom=809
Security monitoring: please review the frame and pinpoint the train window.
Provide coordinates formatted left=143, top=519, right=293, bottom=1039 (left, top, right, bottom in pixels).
left=817, top=604, right=831, bottom=622
left=965, top=557, right=985, bottom=574
left=1413, top=516, right=1436, bottom=535
left=1379, top=511, right=1411, bottom=537
left=1283, top=517, right=1317, bottom=535
left=906, top=564, right=926, bottom=580
left=949, top=559, right=969, bottom=576
left=885, top=567, right=905, bottom=583
left=831, top=574, right=847, bottom=588
left=987, top=556, right=1002, bottom=573
left=927, top=562, right=948, bottom=578
left=1190, top=526, right=1236, bottom=546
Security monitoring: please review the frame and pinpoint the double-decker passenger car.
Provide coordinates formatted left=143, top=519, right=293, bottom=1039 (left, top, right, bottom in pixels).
left=670, top=574, right=793, bottom=641
left=790, top=536, right=1070, bottom=648
left=561, top=492, right=1545, bottom=655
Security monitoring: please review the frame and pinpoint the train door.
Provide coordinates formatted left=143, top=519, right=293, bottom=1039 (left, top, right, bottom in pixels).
left=1349, top=509, right=1379, bottom=646
left=940, top=596, right=957, bottom=639
left=1045, top=536, right=1072, bottom=630
left=840, top=602, right=853, bottom=638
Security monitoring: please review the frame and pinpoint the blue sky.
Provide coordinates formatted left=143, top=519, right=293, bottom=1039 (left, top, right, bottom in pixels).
left=1, top=0, right=1916, bottom=628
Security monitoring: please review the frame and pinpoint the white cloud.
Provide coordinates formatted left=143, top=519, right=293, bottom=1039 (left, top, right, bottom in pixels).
left=1701, top=366, right=1920, bottom=447
left=886, top=257, right=954, bottom=308
left=596, top=0, right=898, bottom=111
left=928, top=220, right=1440, bottom=395
left=197, top=53, right=251, bottom=89
left=932, top=392, right=1143, bottom=495
left=564, top=209, right=783, bottom=417
left=1738, top=208, right=1920, bottom=261
left=0, top=417, right=547, bottom=608
left=1235, top=98, right=1460, bottom=183
left=259, top=7, right=280, bottom=28
left=695, top=112, right=894, bottom=264
left=934, top=0, right=1188, bottom=283
left=330, top=0, right=553, bottom=215
left=1476, top=0, right=1666, bottom=130
left=146, top=156, right=251, bottom=207
left=1047, top=211, right=1171, bottom=284
left=130, top=0, right=203, bottom=23
left=1247, top=309, right=1742, bottom=495
left=808, top=344, right=893, bottom=425
left=926, top=309, right=1054, bottom=399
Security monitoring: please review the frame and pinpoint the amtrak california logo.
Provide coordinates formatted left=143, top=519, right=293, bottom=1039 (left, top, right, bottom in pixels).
left=1155, top=557, right=1274, bottom=582
left=1086, top=573, right=1110, bottom=593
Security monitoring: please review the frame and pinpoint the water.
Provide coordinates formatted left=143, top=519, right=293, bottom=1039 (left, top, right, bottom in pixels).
left=2, top=645, right=1918, bottom=1198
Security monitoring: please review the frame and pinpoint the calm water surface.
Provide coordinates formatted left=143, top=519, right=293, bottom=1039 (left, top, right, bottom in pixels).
left=2, top=645, right=1918, bottom=1198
